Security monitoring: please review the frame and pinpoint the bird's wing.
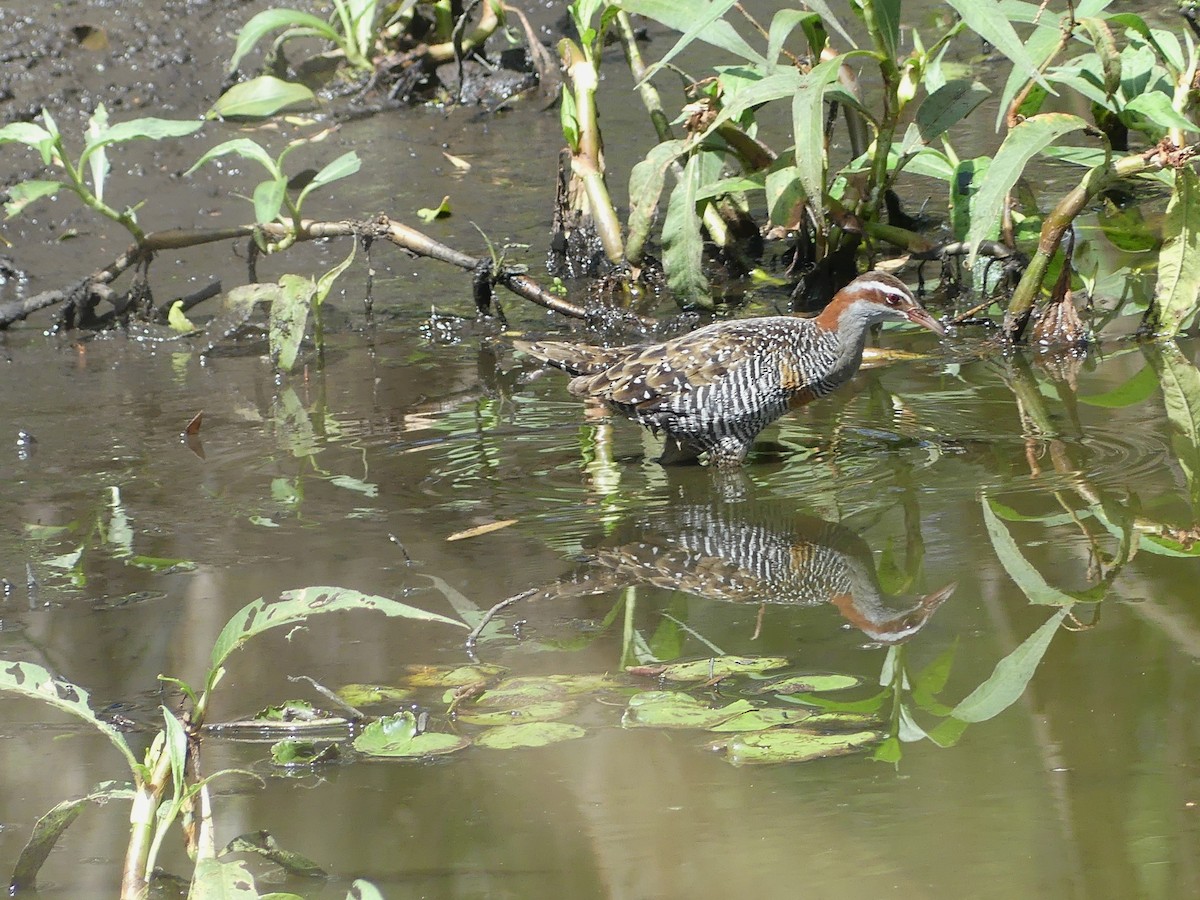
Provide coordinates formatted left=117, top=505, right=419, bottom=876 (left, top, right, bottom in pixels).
left=513, top=339, right=633, bottom=377
left=576, top=320, right=779, bottom=410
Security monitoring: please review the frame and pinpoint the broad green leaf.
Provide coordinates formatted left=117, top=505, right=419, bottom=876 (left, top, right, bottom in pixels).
left=1079, top=17, right=1121, bottom=95
left=1124, top=93, right=1199, bottom=135
left=186, top=138, right=281, bottom=179
left=4, top=180, right=64, bottom=218
left=474, top=722, right=587, bottom=749
left=626, top=139, right=687, bottom=263
left=754, top=673, right=860, bottom=694
left=474, top=677, right=567, bottom=707
left=636, top=0, right=739, bottom=83
left=620, top=0, right=768, bottom=67
left=719, top=729, right=880, bottom=765
left=1079, top=365, right=1159, bottom=407
left=915, top=80, right=990, bottom=143
left=0, top=121, right=54, bottom=147
left=800, top=0, right=857, bottom=47
left=416, top=195, right=452, bottom=223
left=336, top=683, right=413, bottom=706
left=792, top=56, right=847, bottom=225
left=661, top=153, right=710, bottom=309
left=1145, top=342, right=1200, bottom=507
left=296, top=150, right=361, bottom=209
left=314, top=241, right=356, bottom=309
left=270, top=273, right=313, bottom=371
left=210, top=586, right=467, bottom=676
left=402, top=664, right=507, bottom=687
left=766, top=11, right=821, bottom=70
left=167, top=300, right=198, bottom=333
left=202, top=283, right=280, bottom=354
left=457, top=699, right=578, bottom=725
left=1148, top=168, right=1200, bottom=336
left=10, top=781, right=135, bottom=893
left=208, top=77, right=316, bottom=120
left=252, top=176, right=287, bottom=224
left=228, top=9, right=340, bottom=72
left=966, top=114, right=1087, bottom=264
left=270, top=739, right=340, bottom=766
left=222, top=831, right=327, bottom=879
left=951, top=607, right=1070, bottom=722
left=870, top=0, right=901, bottom=61
left=945, top=0, right=1053, bottom=96
left=0, top=662, right=138, bottom=772
left=981, top=497, right=1079, bottom=606
left=630, top=655, right=789, bottom=682
left=707, top=707, right=816, bottom=731
left=190, top=857, right=262, bottom=899
left=621, top=691, right=755, bottom=729
left=353, top=712, right=471, bottom=757
left=764, top=164, right=805, bottom=228
left=80, top=115, right=203, bottom=174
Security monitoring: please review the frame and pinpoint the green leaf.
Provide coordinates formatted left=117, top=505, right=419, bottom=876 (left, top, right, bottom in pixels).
left=1079, top=365, right=1158, bottom=407
left=951, top=607, right=1069, bottom=723
left=187, top=138, right=281, bottom=179
left=0, top=662, right=138, bottom=772
left=1148, top=167, right=1200, bottom=336
left=1079, top=17, right=1121, bottom=95
left=798, top=0, right=857, bottom=48
left=620, top=0, right=768, bottom=67
left=403, top=664, right=507, bottom=687
left=228, top=9, right=340, bottom=72
left=80, top=115, right=203, bottom=175
left=661, top=153, right=710, bottom=309
left=0, top=121, right=55, bottom=147
left=336, top=683, right=413, bottom=706
left=636, top=0, right=739, bottom=83
left=4, top=180, right=64, bottom=218
left=1145, top=342, right=1200, bottom=508
left=252, top=177, right=287, bottom=224
left=473, top=722, right=587, bottom=749
left=870, top=0, right=901, bottom=61
left=10, top=781, right=135, bottom=893
left=296, top=150, right=361, bottom=210
left=980, top=497, right=1079, bottom=606
left=626, top=139, right=687, bottom=264
left=127, top=555, right=196, bottom=572
left=85, top=105, right=110, bottom=202
left=1124, top=92, right=1199, bottom=135
left=167, top=299, right=198, bottom=333
left=209, top=586, right=467, bottom=677
left=474, top=676, right=567, bottom=707
left=222, top=831, right=327, bottom=879
left=792, top=55, right=848, bottom=225
left=621, top=691, right=756, bottom=729
left=353, top=712, right=471, bottom=757
left=208, top=77, right=316, bottom=120
left=270, top=739, right=340, bottom=766
left=190, top=857, right=262, bottom=899
left=945, top=0, right=1053, bottom=95
left=719, top=729, right=880, bottom=765
left=765, top=164, right=805, bottom=228
left=270, top=274, right=314, bottom=371
left=457, top=699, right=578, bottom=725
left=706, top=707, right=816, bottom=731
left=314, top=241, right=356, bottom=309
left=416, top=195, right=452, bottom=222
left=766, top=11, right=821, bottom=69
left=915, top=80, right=991, bottom=143
left=630, top=655, right=789, bottom=682
left=966, top=114, right=1088, bottom=264
left=754, top=673, right=860, bottom=694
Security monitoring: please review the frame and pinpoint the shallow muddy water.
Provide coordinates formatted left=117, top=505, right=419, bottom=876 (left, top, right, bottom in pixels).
left=2, top=2, right=1200, bottom=899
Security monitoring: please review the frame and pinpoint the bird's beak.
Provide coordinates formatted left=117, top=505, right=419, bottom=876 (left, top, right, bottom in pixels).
left=905, top=305, right=946, bottom=336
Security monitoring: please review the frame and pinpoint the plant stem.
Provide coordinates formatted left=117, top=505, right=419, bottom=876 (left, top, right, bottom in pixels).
left=120, top=743, right=173, bottom=899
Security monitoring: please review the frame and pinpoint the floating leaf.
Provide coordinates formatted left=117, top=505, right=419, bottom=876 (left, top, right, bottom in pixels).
left=402, top=664, right=507, bottom=687
left=628, top=655, right=789, bottom=682
left=717, top=729, right=880, bottom=765
left=475, top=677, right=568, bottom=707
left=191, top=857, right=263, bottom=899
left=416, top=195, right=452, bottom=223
left=223, top=831, right=327, bottom=879
left=753, top=673, right=860, bottom=695
left=270, top=739, right=340, bottom=766
left=336, top=683, right=413, bottom=706
left=473, top=722, right=586, bottom=749
left=208, top=77, right=316, bottom=120
left=622, top=691, right=755, bottom=729
left=457, top=700, right=578, bottom=726
left=353, top=712, right=471, bottom=758
left=951, top=607, right=1069, bottom=723
left=127, top=555, right=196, bottom=573
left=707, top=707, right=814, bottom=732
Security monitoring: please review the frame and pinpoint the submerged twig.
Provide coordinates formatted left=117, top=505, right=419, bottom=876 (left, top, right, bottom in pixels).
left=464, top=587, right=538, bottom=652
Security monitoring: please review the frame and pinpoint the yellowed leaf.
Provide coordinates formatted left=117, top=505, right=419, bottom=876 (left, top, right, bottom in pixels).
left=446, top=519, right=517, bottom=542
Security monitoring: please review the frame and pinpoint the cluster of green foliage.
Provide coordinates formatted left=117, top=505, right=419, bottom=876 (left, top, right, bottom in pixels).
left=558, top=0, right=1200, bottom=338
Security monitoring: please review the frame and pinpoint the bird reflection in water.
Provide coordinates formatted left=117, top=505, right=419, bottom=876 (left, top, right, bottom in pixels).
left=491, top=480, right=955, bottom=646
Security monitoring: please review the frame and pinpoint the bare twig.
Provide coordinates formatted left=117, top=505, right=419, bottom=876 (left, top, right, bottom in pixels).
left=464, top=587, right=539, bottom=651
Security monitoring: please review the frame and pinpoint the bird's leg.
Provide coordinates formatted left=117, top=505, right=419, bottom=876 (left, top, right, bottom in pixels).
left=657, top=436, right=705, bottom=466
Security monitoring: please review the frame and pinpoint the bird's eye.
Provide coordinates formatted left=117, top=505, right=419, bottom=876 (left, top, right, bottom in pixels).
left=886, top=295, right=901, bottom=307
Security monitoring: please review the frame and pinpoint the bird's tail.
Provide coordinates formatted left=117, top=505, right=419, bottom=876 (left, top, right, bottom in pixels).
left=513, top=339, right=628, bottom=377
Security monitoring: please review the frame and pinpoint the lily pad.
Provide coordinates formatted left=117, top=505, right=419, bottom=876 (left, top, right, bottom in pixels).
left=474, top=722, right=586, bottom=749
left=627, top=656, right=789, bottom=682
left=474, top=677, right=569, bottom=707
left=717, top=729, right=882, bottom=765
left=270, top=740, right=339, bottom=766
left=337, top=684, right=413, bottom=706
left=402, top=664, right=507, bottom=687
left=352, top=713, right=470, bottom=758
left=622, top=691, right=756, bottom=729
left=706, top=707, right=815, bottom=732
left=456, top=699, right=578, bottom=726
left=753, top=673, right=861, bottom=695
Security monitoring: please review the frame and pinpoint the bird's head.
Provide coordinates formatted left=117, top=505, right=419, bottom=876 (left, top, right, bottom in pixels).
left=823, top=270, right=945, bottom=336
